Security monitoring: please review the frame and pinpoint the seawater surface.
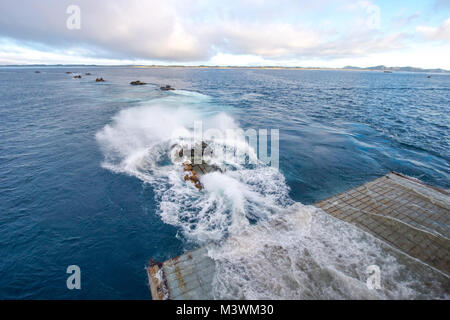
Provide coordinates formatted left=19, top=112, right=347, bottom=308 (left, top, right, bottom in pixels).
left=0, top=67, right=449, bottom=299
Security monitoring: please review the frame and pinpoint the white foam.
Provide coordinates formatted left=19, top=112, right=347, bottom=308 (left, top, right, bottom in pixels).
left=171, top=89, right=210, bottom=99
left=96, top=92, right=281, bottom=242
left=208, top=203, right=449, bottom=300
left=97, top=90, right=449, bottom=300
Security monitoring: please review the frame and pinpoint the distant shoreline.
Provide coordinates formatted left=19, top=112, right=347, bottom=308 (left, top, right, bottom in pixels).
left=1, top=64, right=449, bottom=73
left=132, top=65, right=450, bottom=73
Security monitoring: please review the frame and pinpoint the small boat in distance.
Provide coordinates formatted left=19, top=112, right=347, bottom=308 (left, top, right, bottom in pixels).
left=130, top=80, right=146, bottom=85
left=160, top=85, right=175, bottom=91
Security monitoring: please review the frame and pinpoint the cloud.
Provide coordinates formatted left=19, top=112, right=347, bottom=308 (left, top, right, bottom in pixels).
left=0, top=0, right=209, bottom=61
left=392, top=12, right=421, bottom=29
left=345, top=0, right=381, bottom=30
left=215, top=22, right=321, bottom=57
left=0, top=0, right=409, bottom=63
left=417, top=18, right=450, bottom=42
left=434, top=0, right=450, bottom=9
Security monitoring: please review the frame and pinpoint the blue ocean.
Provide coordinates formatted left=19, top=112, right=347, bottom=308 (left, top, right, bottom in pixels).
left=0, top=67, right=448, bottom=299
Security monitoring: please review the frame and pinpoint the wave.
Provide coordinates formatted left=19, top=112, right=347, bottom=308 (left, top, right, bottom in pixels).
left=208, top=203, right=449, bottom=299
left=96, top=91, right=449, bottom=299
left=96, top=92, right=288, bottom=242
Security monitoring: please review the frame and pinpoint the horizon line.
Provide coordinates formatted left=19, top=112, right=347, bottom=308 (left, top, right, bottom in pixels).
left=0, top=64, right=449, bottom=73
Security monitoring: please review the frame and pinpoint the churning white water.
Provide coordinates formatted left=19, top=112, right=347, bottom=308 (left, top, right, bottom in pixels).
left=97, top=90, right=449, bottom=299
left=96, top=91, right=290, bottom=242
left=208, top=203, right=449, bottom=299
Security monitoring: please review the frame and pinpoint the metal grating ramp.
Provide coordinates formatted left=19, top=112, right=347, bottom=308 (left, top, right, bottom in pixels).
left=147, top=172, right=450, bottom=299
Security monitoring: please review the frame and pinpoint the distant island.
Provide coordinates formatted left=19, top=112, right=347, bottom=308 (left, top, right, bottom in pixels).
left=134, top=65, right=450, bottom=73
left=342, top=65, right=450, bottom=73
left=1, top=64, right=449, bottom=73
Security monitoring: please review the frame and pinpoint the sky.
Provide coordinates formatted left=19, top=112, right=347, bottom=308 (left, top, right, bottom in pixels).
left=0, top=0, right=449, bottom=68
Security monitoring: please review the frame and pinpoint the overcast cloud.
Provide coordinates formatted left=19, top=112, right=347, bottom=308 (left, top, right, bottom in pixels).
left=0, top=0, right=449, bottom=67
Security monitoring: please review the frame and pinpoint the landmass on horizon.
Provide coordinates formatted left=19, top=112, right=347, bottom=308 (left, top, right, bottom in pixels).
left=1, top=65, right=449, bottom=73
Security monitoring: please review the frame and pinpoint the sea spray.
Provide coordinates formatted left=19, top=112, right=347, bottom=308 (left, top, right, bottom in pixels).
left=97, top=91, right=449, bottom=299
left=96, top=92, right=287, bottom=242
left=207, top=203, right=449, bottom=299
